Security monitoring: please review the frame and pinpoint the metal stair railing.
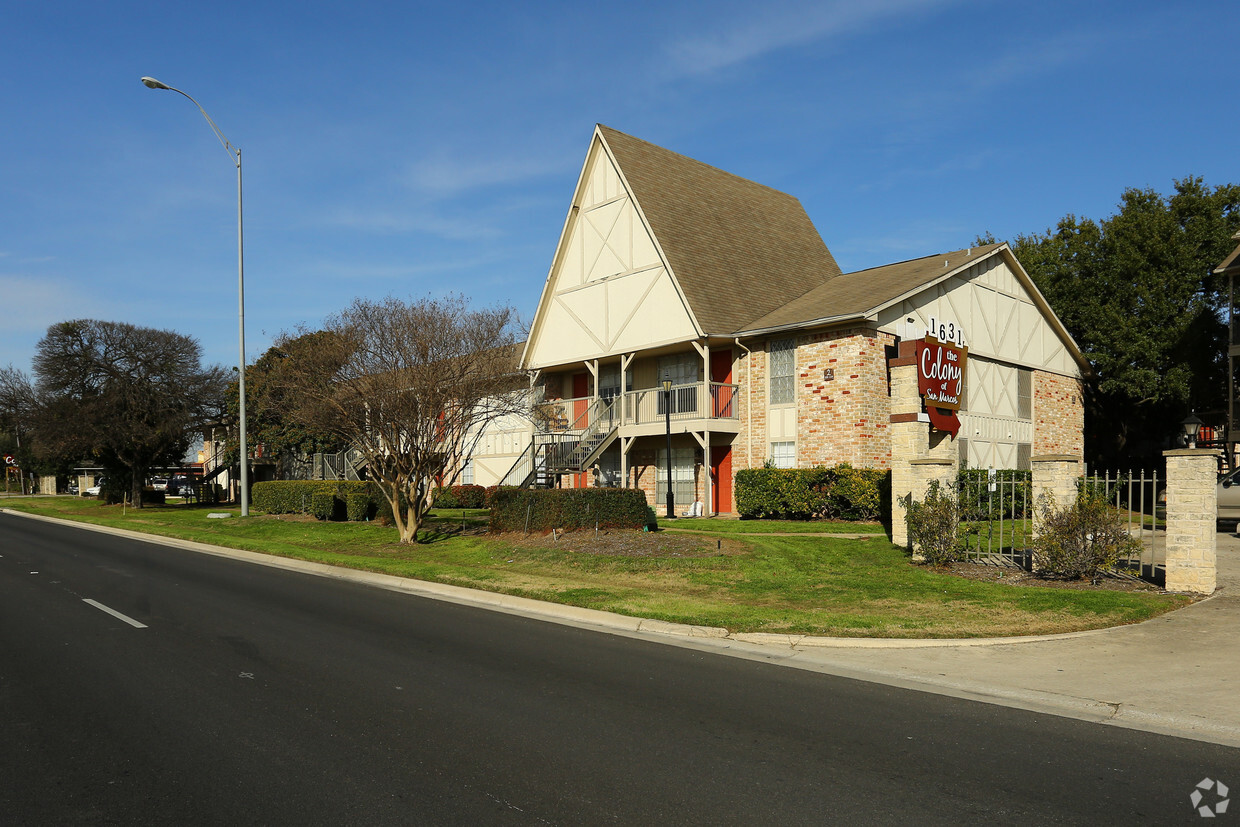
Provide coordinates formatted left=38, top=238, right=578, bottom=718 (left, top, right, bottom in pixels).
left=497, top=396, right=621, bottom=488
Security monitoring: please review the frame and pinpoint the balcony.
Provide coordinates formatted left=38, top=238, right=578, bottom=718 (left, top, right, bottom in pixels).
left=533, top=381, right=740, bottom=439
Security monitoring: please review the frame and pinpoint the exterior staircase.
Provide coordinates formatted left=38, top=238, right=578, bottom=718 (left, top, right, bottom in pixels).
left=499, top=397, right=619, bottom=488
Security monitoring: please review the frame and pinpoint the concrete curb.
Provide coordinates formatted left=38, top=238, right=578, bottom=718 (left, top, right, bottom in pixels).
left=0, top=507, right=1192, bottom=648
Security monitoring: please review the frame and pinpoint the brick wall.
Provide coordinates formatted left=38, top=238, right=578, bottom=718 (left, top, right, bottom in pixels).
left=796, top=328, right=895, bottom=469
left=1032, top=370, right=1084, bottom=458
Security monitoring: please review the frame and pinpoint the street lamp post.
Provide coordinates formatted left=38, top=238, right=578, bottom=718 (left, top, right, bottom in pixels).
left=141, top=76, right=249, bottom=516
left=662, top=375, right=674, bottom=520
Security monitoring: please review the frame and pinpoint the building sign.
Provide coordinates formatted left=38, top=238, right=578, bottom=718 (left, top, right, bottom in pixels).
left=916, top=335, right=968, bottom=438
left=3, top=454, right=16, bottom=468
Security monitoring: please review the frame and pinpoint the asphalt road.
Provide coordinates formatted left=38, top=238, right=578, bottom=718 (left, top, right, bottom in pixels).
left=1, top=512, right=1236, bottom=824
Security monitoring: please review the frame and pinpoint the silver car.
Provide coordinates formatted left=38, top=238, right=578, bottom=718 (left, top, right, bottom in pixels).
left=1219, top=468, right=1240, bottom=522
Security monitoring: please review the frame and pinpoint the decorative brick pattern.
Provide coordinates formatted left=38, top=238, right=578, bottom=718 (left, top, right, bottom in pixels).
left=1033, top=371, right=1084, bottom=458
left=796, top=328, right=895, bottom=469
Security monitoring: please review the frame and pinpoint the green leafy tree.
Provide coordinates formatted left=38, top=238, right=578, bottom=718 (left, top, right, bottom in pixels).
left=1000, top=177, right=1240, bottom=465
left=23, top=320, right=228, bottom=507
left=226, top=332, right=347, bottom=477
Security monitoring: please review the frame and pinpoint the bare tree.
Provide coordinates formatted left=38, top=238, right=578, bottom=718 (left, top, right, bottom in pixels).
left=274, top=295, right=523, bottom=543
left=28, top=320, right=228, bottom=507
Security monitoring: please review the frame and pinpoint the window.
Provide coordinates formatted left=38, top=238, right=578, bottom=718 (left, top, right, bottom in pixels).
left=769, top=338, right=795, bottom=405
left=460, top=458, right=473, bottom=485
left=657, top=447, right=696, bottom=508
left=657, top=353, right=699, bottom=415
left=770, top=441, right=795, bottom=469
left=1018, top=368, right=1033, bottom=420
left=598, top=365, right=625, bottom=401
left=594, top=449, right=620, bottom=488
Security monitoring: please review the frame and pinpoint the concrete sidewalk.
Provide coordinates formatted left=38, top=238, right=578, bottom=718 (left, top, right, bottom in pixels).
left=4, top=507, right=1238, bottom=748
left=750, top=532, right=1240, bottom=748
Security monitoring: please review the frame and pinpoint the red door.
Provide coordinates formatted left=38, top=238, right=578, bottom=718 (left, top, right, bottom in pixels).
left=711, top=446, right=732, bottom=514
left=710, top=349, right=734, bottom=418
left=572, top=373, right=589, bottom=488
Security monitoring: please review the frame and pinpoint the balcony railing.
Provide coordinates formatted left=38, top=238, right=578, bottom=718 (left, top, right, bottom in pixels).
left=533, top=382, right=738, bottom=433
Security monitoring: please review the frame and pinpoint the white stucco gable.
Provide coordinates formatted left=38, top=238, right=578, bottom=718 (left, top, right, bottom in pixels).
left=874, top=247, right=1082, bottom=378
left=523, top=130, right=700, bottom=370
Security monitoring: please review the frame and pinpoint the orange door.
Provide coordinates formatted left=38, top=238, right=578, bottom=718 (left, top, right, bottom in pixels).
left=710, top=349, right=733, bottom=418
left=572, top=373, right=589, bottom=488
left=711, top=446, right=732, bottom=514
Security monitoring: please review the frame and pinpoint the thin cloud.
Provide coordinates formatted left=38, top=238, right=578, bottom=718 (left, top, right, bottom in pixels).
left=320, top=207, right=505, bottom=241
left=405, top=154, right=565, bottom=197
left=663, top=0, right=964, bottom=77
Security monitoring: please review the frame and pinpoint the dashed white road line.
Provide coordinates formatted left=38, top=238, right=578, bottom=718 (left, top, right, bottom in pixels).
left=82, top=599, right=147, bottom=628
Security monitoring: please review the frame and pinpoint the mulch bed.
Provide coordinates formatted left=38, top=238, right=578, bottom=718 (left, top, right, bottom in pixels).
left=941, top=561, right=1167, bottom=593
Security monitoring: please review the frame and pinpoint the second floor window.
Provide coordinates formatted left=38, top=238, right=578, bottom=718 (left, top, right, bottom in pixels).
left=769, top=338, right=795, bottom=405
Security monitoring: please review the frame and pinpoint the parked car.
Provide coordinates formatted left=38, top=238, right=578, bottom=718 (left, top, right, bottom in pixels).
left=1218, top=468, right=1240, bottom=522
left=1160, top=468, right=1240, bottom=524
left=65, top=481, right=78, bottom=496
left=166, top=475, right=191, bottom=496
left=150, top=477, right=168, bottom=491
left=85, top=477, right=106, bottom=496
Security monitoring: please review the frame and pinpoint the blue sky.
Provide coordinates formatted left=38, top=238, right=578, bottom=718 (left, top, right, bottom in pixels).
left=3, top=0, right=1236, bottom=374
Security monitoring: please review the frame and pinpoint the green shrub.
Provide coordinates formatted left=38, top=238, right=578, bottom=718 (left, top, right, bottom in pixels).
left=900, top=479, right=961, bottom=566
left=957, top=468, right=1031, bottom=520
left=253, top=481, right=332, bottom=514
left=735, top=465, right=890, bottom=521
left=432, top=484, right=486, bottom=509
left=823, top=464, right=889, bottom=522
left=310, top=491, right=338, bottom=521
left=1032, top=491, right=1142, bottom=581
left=489, top=488, right=649, bottom=532
left=432, top=486, right=460, bottom=508
left=345, top=492, right=371, bottom=522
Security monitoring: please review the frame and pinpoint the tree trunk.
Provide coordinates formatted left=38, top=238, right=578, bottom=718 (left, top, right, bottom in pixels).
left=130, top=463, right=144, bottom=508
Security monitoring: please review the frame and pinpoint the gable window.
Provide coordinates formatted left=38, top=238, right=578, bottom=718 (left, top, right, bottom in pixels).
left=460, top=458, right=474, bottom=486
left=769, top=338, right=795, bottom=405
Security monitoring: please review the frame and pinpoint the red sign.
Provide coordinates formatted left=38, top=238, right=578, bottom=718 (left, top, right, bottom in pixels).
left=2, top=454, right=16, bottom=467
left=916, top=336, right=968, bottom=437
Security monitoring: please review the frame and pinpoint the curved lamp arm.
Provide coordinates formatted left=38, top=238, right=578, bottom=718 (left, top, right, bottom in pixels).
left=141, top=77, right=240, bottom=168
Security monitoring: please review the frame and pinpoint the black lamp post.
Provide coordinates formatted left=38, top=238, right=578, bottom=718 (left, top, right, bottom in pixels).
left=1182, top=412, right=1204, bottom=449
left=663, top=375, right=674, bottom=520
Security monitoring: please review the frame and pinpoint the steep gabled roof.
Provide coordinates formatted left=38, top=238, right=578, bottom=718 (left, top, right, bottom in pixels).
left=740, top=244, right=1007, bottom=333
left=597, top=126, right=841, bottom=335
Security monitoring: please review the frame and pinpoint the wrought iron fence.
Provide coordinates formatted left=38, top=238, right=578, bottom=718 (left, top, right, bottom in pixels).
left=1081, top=467, right=1163, bottom=580
left=956, top=470, right=1032, bottom=567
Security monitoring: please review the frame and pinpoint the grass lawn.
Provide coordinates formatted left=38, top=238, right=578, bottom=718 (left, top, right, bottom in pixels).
left=665, top=517, right=885, bottom=535
left=0, top=496, right=1193, bottom=639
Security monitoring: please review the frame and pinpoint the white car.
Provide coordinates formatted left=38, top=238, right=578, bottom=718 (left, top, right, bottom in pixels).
left=85, top=478, right=105, bottom=496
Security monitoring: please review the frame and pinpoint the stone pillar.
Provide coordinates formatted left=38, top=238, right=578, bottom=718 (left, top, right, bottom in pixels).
left=1163, top=448, right=1218, bottom=595
left=1031, top=454, right=1082, bottom=538
left=889, top=342, right=958, bottom=549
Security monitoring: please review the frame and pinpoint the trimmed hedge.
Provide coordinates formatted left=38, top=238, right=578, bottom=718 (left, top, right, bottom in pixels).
left=345, top=492, right=371, bottom=522
left=489, top=487, right=650, bottom=532
left=432, top=484, right=487, bottom=509
left=310, top=491, right=338, bottom=521
left=734, top=464, right=890, bottom=522
left=253, top=479, right=382, bottom=521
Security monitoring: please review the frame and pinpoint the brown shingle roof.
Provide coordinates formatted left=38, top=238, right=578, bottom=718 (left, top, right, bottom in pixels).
left=740, top=244, right=1008, bottom=333
left=597, top=126, right=841, bottom=335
